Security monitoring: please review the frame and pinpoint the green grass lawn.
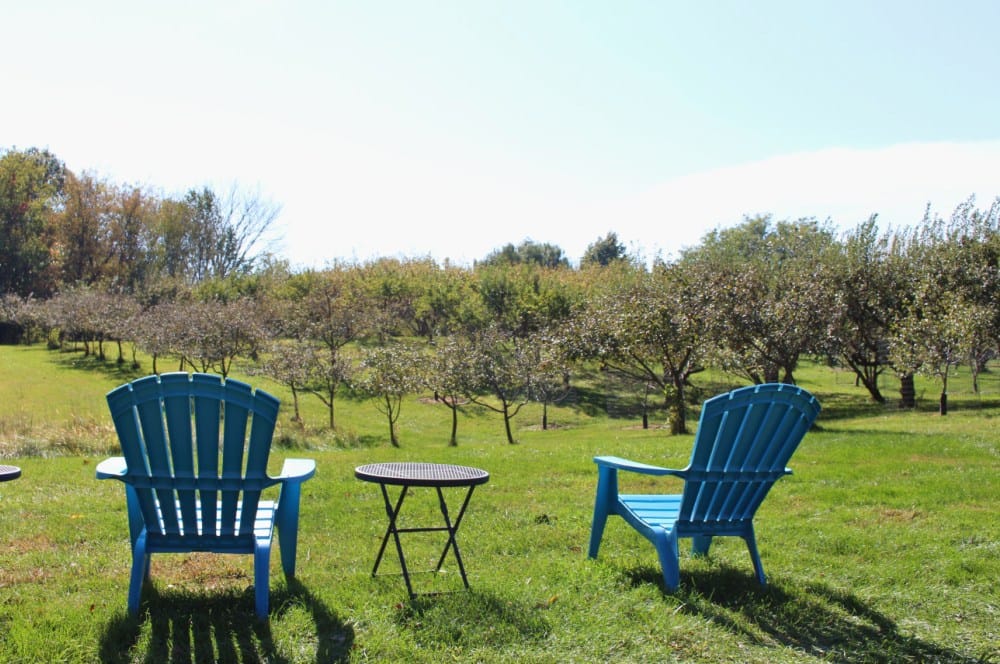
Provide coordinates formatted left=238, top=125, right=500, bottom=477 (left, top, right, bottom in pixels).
left=0, top=345, right=997, bottom=662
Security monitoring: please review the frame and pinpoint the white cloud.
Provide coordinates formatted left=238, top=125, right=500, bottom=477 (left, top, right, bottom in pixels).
left=614, top=141, right=1000, bottom=262
left=275, top=140, right=1000, bottom=268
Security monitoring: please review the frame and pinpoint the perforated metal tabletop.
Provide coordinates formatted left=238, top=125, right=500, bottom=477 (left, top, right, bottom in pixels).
left=0, top=465, right=21, bottom=482
left=355, top=462, right=489, bottom=487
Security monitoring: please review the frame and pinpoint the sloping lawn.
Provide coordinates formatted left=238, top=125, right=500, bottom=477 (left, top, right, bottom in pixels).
left=0, top=345, right=997, bottom=662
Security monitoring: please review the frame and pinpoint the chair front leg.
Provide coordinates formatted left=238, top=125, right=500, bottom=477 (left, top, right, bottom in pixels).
left=124, top=486, right=144, bottom=553
left=127, top=532, right=150, bottom=616
left=653, top=527, right=681, bottom=591
left=588, top=466, right=619, bottom=558
left=743, top=523, right=767, bottom=585
left=275, top=481, right=304, bottom=579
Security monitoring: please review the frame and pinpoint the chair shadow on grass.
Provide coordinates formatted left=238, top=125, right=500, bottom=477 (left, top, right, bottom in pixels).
left=98, top=579, right=354, bottom=664
left=625, top=564, right=988, bottom=663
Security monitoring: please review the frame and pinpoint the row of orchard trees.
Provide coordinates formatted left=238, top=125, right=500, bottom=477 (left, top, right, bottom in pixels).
left=6, top=148, right=1000, bottom=441
left=6, top=196, right=1000, bottom=444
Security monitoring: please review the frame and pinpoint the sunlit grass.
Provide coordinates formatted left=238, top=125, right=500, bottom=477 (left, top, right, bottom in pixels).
left=0, top=344, right=997, bottom=662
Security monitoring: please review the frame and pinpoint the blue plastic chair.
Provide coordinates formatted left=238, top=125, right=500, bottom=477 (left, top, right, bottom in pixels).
left=588, top=383, right=820, bottom=590
left=97, top=373, right=316, bottom=618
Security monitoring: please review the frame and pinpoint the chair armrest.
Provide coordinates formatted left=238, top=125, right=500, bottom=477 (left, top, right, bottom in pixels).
left=275, top=458, right=316, bottom=483
left=594, top=455, right=686, bottom=478
left=96, top=457, right=128, bottom=480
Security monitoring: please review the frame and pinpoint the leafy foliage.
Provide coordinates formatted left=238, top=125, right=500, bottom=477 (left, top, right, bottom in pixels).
left=479, top=239, right=570, bottom=269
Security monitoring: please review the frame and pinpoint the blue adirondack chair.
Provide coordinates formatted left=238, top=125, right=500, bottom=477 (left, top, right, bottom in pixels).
left=96, top=372, right=316, bottom=618
left=588, top=383, right=820, bottom=590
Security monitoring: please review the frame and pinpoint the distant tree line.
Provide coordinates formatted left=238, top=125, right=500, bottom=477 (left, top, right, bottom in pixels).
left=4, top=145, right=1000, bottom=443
left=0, top=147, right=279, bottom=300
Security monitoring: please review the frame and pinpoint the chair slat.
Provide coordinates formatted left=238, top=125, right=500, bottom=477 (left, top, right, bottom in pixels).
left=161, top=374, right=198, bottom=535
left=240, top=398, right=278, bottom=537
left=192, top=376, right=222, bottom=537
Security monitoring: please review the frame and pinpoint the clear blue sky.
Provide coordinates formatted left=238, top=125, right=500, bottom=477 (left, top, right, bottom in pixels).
left=4, top=1, right=1000, bottom=267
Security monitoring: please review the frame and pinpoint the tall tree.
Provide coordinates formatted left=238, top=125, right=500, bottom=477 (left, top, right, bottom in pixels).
left=290, top=267, right=372, bottom=430
left=566, top=263, right=706, bottom=434
left=829, top=216, right=910, bottom=403
left=207, top=184, right=281, bottom=280
left=580, top=231, right=629, bottom=268
left=479, top=239, right=569, bottom=269
left=412, top=263, right=477, bottom=341
left=355, top=342, right=425, bottom=447
left=474, top=264, right=578, bottom=338
left=680, top=215, right=839, bottom=384
left=465, top=326, right=537, bottom=444
left=150, top=184, right=280, bottom=285
left=169, top=297, right=273, bottom=377
left=424, top=334, right=476, bottom=446
left=256, top=338, right=316, bottom=426
left=890, top=196, right=1000, bottom=412
left=56, top=171, right=114, bottom=287
left=935, top=196, right=1000, bottom=392
left=0, top=147, right=66, bottom=297
left=106, top=185, right=156, bottom=294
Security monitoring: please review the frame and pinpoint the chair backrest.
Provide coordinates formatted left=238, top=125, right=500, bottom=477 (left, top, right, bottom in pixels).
left=106, top=372, right=281, bottom=544
left=679, top=383, right=820, bottom=525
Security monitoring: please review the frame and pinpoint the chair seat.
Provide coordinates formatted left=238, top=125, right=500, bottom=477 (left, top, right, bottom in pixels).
left=143, top=500, right=277, bottom=553
left=619, top=494, right=681, bottom=529
left=619, top=493, right=756, bottom=539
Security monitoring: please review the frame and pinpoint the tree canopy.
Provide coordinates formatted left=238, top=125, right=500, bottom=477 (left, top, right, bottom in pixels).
left=6, top=144, right=1000, bottom=438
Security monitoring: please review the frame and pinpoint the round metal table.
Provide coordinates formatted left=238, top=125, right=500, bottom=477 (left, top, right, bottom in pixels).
left=355, top=462, right=489, bottom=598
left=0, top=465, right=21, bottom=482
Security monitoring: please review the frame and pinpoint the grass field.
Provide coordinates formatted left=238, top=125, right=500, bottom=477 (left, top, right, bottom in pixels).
left=0, top=344, right=997, bottom=662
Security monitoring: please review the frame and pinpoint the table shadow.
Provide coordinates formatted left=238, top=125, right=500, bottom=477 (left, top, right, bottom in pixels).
left=395, top=589, right=551, bottom=649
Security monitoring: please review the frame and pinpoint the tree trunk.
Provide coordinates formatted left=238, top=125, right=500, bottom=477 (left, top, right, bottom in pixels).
left=667, top=380, right=687, bottom=435
left=642, top=383, right=650, bottom=430
left=290, top=386, right=302, bottom=424
left=898, top=373, right=916, bottom=409
left=387, top=395, right=399, bottom=447
left=502, top=401, right=516, bottom=444
left=853, top=363, right=886, bottom=403
left=939, top=373, right=948, bottom=416
left=449, top=404, right=458, bottom=446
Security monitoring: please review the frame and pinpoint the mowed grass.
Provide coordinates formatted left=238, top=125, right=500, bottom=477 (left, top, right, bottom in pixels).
left=0, top=344, right=997, bottom=662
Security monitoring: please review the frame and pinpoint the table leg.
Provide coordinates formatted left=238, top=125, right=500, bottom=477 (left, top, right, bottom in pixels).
left=371, top=482, right=479, bottom=598
left=373, top=484, right=417, bottom=598
left=434, top=485, right=477, bottom=589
